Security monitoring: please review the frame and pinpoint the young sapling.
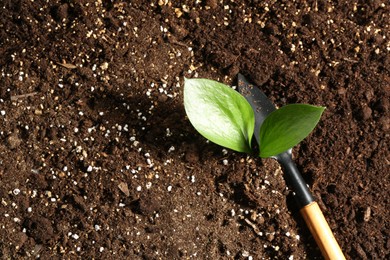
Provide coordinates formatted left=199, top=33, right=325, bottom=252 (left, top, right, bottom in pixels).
left=183, top=78, right=325, bottom=157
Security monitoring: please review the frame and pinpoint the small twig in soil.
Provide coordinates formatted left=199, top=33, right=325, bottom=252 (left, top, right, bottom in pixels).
left=343, top=57, right=359, bottom=63
left=10, top=92, right=38, bottom=101
left=57, top=62, right=77, bottom=69
left=244, top=218, right=263, bottom=236
left=363, top=207, right=371, bottom=222
left=168, top=36, right=190, bottom=48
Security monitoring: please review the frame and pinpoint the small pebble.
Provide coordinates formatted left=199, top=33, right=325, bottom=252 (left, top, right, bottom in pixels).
left=6, top=135, right=21, bottom=149
left=337, top=87, right=346, bottom=95
left=118, top=182, right=130, bottom=197
left=257, top=216, right=265, bottom=225
left=266, top=233, right=274, bottom=242
left=241, top=250, right=249, bottom=257
left=206, top=0, right=218, bottom=9
left=361, top=106, right=372, bottom=120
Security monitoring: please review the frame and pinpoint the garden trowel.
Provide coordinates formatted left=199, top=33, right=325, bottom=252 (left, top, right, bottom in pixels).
left=237, top=73, right=345, bottom=260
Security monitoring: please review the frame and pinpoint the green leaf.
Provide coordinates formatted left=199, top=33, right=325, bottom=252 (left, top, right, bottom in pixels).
left=259, top=104, right=325, bottom=158
left=184, top=78, right=255, bottom=153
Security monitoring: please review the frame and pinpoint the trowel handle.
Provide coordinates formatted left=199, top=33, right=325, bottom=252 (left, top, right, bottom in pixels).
left=300, top=202, right=346, bottom=260
left=277, top=152, right=345, bottom=259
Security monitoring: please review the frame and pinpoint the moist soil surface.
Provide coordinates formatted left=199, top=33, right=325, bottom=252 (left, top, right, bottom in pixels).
left=0, top=0, right=389, bottom=259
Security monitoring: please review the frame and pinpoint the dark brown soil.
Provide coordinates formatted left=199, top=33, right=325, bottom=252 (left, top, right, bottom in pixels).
left=0, top=0, right=389, bottom=259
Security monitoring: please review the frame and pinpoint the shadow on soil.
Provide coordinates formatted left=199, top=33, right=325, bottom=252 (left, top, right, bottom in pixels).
left=85, top=89, right=227, bottom=165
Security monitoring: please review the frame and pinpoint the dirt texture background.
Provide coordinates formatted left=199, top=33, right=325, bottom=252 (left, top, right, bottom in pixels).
left=0, top=0, right=389, bottom=259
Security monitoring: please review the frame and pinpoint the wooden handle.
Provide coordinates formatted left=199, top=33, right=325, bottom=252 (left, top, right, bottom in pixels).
left=300, top=202, right=346, bottom=260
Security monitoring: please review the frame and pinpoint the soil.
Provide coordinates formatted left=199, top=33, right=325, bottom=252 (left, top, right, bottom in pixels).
left=0, top=0, right=389, bottom=259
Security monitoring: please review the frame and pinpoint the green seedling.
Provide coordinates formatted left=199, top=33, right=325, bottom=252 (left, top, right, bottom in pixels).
left=184, top=78, right=325, bottom=157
